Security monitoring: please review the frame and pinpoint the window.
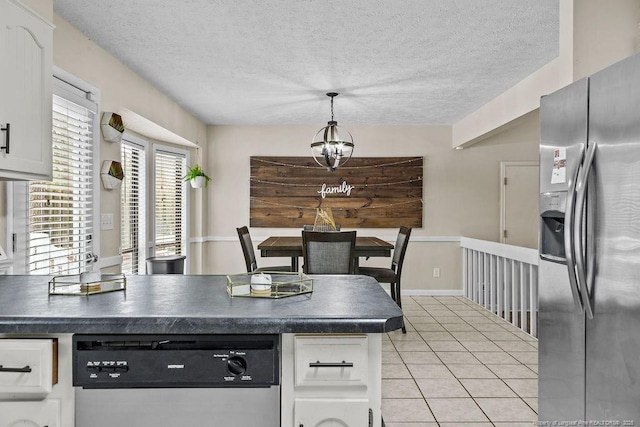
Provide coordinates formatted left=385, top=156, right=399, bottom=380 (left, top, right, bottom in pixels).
left=14, top=77, right=98, bottom=275
left=120, top=137, right=147, bottom=274
left=119, top=140, right=189, bottom=275
left=153, top=148, right=187, bottom=257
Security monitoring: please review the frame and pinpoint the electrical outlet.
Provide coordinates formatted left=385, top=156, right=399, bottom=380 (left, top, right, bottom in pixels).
left=433, top=267, right=440, bottom=278
left=101, top=213, right=114, bottom=231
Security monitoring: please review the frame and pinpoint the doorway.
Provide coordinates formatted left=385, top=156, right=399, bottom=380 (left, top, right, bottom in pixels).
left=500, top=161, right=539, bottom=249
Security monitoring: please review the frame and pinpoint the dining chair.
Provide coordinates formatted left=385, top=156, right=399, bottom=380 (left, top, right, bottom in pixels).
left=359, top=226, right=412, bottom=333
left=236, top=226, right=291, bottom=273
left=303, top=224, right=341, bottom=231
left=302, top=230, right=356, bottom=274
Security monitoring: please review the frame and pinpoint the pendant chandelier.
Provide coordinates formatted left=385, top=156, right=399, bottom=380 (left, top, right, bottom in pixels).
left=311, top=92, right=354, bottom=172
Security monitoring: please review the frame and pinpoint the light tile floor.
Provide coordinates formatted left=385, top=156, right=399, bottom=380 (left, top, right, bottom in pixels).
left=382, top=295, right=538, bottom=427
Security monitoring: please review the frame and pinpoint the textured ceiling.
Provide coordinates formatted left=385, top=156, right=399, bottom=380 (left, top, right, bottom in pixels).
left=52, top=0, right=558, bottom=126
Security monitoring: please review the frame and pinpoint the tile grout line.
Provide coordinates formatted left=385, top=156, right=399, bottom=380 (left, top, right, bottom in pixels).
left=386, top=295, right=538, bottom=424
left=430, top=298, right=499, bottom=425
left=402, top=297, right=495, bottom=424
left=449, top=299, right=539, bottom=420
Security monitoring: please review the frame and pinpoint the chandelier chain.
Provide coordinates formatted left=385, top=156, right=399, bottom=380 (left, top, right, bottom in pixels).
left=330, top=94, right=334, bottom=122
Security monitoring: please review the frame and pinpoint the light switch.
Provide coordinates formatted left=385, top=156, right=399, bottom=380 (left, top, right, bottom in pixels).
left=101, top=213, right=114, bottom=230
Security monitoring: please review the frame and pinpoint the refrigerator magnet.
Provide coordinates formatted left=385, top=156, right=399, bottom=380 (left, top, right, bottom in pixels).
left=551, top=147, right=567, bottom=184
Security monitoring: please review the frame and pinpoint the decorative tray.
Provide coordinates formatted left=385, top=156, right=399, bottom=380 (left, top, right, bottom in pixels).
left=49, top=273, right=126, bottom=296
left=226, top=271, right=313, bottom=299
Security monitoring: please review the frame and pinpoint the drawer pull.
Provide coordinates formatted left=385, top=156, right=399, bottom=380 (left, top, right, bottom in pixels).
left=0, top=123, right=9, bottom=154
left=309, top=361, right=354, bottom=368
left=0, top=364, right=32, bottom=373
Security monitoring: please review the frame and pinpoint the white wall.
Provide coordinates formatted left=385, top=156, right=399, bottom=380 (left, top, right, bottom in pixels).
left=204, top=115, right=540, bottom=291
left=572, top=0, right=640, bottom=80
left=52, top=14, right=208, bottom=269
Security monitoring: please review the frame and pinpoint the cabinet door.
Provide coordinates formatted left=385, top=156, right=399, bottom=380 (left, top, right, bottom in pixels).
left=0, top=0, right=52, bottom=180
left=0, top=339, right=54, bottom=398
left=0, top=400, right=60, bottom=427
left=295, top=335, right=369, bottom=387
left=295, top=398, right=369, bottom=427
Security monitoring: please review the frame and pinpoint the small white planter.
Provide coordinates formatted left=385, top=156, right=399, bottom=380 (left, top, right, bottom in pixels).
left=190, top=176, right=206, bottom=188
left=100, top=112, right=125, bottom=143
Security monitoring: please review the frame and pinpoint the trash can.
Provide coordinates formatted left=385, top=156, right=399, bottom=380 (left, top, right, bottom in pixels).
left=145, top=255, right=186, bottom=274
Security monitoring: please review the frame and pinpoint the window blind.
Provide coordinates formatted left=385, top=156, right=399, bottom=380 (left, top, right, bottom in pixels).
left=121, top=140, right=146, bottom=274
left=28, top=94, right=94, bottom=275
left=154, top=150, right=186, bottom=256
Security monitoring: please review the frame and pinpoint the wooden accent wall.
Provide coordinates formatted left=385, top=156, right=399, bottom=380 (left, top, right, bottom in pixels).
left=250, top=156, right=423, bottom=228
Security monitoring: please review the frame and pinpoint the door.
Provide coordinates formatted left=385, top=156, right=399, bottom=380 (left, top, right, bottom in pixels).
left=585, top=51, right=640, bottom=423
left=538, top=77, right=589, bottom=422
left=121, top=135, right=148, bottom=274
left=76, top=388, right=280, bottom=427
left=501, top=161, right=539, bottom=248
left=0, top=400, right=60, bottom=427
left=0, top=0, right=52, bottom=180
left=295, top=398, right=369, bottom=427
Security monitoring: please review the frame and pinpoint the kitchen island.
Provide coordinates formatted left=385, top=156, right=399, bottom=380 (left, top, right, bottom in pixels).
left=0, top=274, right=402, bottom=426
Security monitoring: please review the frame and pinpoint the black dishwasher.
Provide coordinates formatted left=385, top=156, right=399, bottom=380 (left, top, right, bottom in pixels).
left=73, top=334, right=280, bottom=427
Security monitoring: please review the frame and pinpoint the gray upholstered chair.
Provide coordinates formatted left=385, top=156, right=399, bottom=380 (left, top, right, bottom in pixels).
left=236, top=226, right=291, bottom=273
left=303, top=224, right=341, bottom=231
left=302, top=230, right=356, bottom=274
left=359, top=226, right=412, bottom=333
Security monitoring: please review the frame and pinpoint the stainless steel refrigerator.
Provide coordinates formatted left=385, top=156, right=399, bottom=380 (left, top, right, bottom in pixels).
left=539, top=52, right=640, bottom=424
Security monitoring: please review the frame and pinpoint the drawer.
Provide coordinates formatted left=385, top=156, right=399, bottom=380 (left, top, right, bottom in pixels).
left=0, top=399, right=60, bottom=427
left=0, top=339, right=56, bottom=398
left=295, top=335, right=368, bottom=387
left=295, top=397, right=369, bottom=427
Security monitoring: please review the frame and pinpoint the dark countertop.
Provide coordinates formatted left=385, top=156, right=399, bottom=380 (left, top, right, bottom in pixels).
left=0, top=274, right=404, bottom=334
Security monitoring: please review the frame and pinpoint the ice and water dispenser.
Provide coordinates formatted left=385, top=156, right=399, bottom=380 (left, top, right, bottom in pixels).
left=540, top=191, right=567, bottom=263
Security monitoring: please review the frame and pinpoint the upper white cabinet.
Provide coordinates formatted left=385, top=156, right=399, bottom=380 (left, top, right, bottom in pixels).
left=0, top=0, right=53, bottom=180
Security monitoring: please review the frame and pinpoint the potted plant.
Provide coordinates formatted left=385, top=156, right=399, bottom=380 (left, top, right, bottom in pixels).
left=101, top=160, right=124, bottom=190
left=184, top=164, right=211, bottom=188
left=100, top=112, right=126, bottom=143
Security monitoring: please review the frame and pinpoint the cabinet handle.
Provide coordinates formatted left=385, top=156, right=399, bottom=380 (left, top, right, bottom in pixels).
left=0, top=122, right=9, bottom=154
left=0, top=364, right=31, bottom=373
left=309, top=360, right=353, bottom=368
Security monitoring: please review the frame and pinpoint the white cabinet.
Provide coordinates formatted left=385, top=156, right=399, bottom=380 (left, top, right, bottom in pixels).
left=282, top=334, right=383, bottom=427
left=0, top=339, right=55, bottom=398
left=0, top=400, right=60, bottom=427
left=0, top=0, right=53, bottom=180
left=295, top=335, right=369, bottom=387
left=0, top=337, right=70, bottom=427
left=295, top=398, right=369, bottom=427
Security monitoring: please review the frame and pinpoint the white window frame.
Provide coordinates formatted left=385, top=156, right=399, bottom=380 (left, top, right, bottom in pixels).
left=151, top=144, right=190, bottom=270
left=121, top=133, right=148, bottom=275
left=9, top=68, right=101, bottom=274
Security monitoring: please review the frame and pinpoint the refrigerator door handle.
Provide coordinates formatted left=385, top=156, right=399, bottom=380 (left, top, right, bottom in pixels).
left=564, top=147, right=585, bottom=313
left=573, top=140, right=597, bottom=319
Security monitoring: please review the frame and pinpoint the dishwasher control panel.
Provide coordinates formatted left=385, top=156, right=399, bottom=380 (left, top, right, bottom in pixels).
left=73, top=334, right=279, bottom=388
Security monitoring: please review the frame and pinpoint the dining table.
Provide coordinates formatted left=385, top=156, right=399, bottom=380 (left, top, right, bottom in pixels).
left=257, top=235, right=394, bottom=272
